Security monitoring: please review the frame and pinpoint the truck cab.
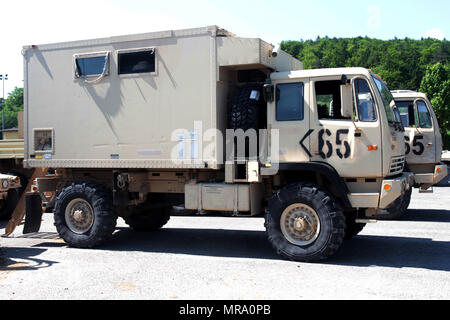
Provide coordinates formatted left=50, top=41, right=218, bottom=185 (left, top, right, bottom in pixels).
left=264, top=68, right=412, bottom=217
left=392, top=90, right=447, bottom=189
left=374, top=90, right=448, bottom=219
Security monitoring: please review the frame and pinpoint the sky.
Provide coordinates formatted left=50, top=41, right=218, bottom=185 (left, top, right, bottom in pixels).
left=0, top=0, right=449, bottom=97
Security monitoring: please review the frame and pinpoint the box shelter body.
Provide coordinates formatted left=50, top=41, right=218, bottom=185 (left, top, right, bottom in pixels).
left=23, top=26, right=302, bottom=169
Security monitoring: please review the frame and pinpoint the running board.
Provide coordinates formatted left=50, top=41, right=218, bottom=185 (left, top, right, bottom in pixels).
left=355, top=219, right=377, bottom=224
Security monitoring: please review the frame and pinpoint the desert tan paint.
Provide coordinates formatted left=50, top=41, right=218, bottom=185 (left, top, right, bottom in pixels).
left=269, top=68, right=405, bottom=179
left=23, top=26, right=301, bottom=170
left=392, top=90, right=447, bottom=187
left=24, top=26, right=412, bottom=212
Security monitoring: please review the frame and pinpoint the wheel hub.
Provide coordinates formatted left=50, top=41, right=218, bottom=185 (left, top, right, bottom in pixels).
left=65, top=199, right=94, bottom=234
left=293, top=217, right=308, bottom=232
left=280, top=204, right=321, bottom=246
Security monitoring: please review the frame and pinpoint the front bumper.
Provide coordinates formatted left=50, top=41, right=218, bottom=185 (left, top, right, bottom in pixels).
left=379, top=172, right=414, bottom=209
left=347, top=172, right=414, bottom=211
left=0, top=173, right=22, bottom=192
left=413, top=163, right=448, bottom=186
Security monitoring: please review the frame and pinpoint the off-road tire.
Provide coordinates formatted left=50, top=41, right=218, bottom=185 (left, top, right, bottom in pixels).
left=53, top=183, right=117, bottom=248
left=0, top=172, right=29, bottom=220
left=0, top=189, right=20, bottom=220
left=229, top=84, right=265, bottom=131
left=377, top=187, right=412, bottom=220
left=344, top=215, right=366, bottom=240
left=265, top=183, right=345, bottom=262
left=124, top=204, right=171, bottom=232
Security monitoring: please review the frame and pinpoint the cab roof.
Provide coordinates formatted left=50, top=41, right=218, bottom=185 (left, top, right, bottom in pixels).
left=391, top=90, right=428, bottom=100
left=271, top=67, right=372, bottom=81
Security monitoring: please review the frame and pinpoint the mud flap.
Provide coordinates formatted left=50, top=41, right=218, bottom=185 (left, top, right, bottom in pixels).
left=23, top=193, right=44, bottom=234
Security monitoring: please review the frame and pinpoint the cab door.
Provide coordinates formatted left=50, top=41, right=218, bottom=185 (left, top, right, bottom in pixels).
left=309, top=76, right=383, bottom=178
left=268, top=79, right=311, bottom=163
left=408, top=99, right=437, bottom=164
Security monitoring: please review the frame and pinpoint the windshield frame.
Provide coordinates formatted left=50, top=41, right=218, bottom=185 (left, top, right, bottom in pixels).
left=371, top=74, right=396, bottom=125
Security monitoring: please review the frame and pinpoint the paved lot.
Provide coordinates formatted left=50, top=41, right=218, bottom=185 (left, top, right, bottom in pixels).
left=1, top=178, right=449, bottom=300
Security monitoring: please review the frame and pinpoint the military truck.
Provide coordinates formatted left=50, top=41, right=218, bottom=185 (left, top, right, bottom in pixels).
left=0, top=112, right=30, bottom=220
left=22, top=26, right=413, bottom=262
left=377, top=90, right=448, bottom=220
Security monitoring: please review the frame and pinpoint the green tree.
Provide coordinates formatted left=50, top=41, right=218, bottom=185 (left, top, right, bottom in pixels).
left=281, top=37, right=450, bottom=91
left=1, top=87, right=24, bottom=130
left=419, top=63, right=450, bottom=149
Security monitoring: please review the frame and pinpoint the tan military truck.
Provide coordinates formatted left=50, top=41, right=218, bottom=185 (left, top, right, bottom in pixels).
left=0, top=113, right=30, bottom=220
left=22, top=26, right=413, bottom=262
left=377, top=90, right=448, bottom=219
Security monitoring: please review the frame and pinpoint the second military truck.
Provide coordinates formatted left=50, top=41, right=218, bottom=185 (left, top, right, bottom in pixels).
left=23, top=26, right=412, bottom=262
left=377, top=90, right=448, bottom=220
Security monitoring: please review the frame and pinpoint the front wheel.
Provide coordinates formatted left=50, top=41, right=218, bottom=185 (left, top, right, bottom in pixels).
left=54, top=183, right=117, bottom=248
left=265, top=183, right=345, bottom=262
left=377, top=188, right=412, bottom=220
left=344, top=214, right=366, bottom=240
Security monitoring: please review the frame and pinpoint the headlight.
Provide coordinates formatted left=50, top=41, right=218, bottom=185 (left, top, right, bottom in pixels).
left=2, top=180, right=9, bottom=189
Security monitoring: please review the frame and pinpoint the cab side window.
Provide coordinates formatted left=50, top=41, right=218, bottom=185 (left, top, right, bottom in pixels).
left=395, top=101, right=416, bottom=127
left=276, top=83, right=304, bottom=121
left=315, top=80, right=346, bottom=120
left=354, top=79, right=376, bottom=121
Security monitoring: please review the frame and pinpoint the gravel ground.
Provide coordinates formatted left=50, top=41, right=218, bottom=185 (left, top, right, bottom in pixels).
left=0, top=183, right=449, bottom=300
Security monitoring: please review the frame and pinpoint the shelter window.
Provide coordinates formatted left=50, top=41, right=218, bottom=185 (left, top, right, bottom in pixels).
left=118, top=48, right=156, bottom=75
left=74, top=52, right=109, bottom=78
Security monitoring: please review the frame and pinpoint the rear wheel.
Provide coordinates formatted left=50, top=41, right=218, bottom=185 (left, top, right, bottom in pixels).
left=54, top=183, right=117, bottom=248
left=124, top=203, right=171, bottom=232
left=265, top=183, right=345, bottom=262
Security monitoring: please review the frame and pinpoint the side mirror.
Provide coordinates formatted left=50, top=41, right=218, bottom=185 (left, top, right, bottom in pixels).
left=340, top=84, right=353, bottom=118
left=263, top=83, right=274, bottom=103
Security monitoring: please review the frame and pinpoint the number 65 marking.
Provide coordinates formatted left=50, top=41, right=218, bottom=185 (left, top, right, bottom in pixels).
left=318, top=129, right=351, bottom=159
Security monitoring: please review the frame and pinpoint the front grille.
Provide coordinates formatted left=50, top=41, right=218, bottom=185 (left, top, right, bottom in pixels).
left=389, top=156, right=405, bottom=176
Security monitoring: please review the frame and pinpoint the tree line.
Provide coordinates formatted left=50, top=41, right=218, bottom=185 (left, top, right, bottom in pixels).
left=281, top=37, right=450, bottom=148
left=1, top=37, right=449, bottom=148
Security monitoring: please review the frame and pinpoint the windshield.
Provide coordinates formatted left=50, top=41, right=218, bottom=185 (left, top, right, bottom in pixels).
left=371, top=74, right=395, bottom=123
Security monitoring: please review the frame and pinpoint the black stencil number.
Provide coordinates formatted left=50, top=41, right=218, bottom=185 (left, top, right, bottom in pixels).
left=336, top=129, right=351, bottom=159
left=412, top=135, right=425, bottom=156
left=405, top=136, right=411, bottom=155
left=318, top=129, right=333, bottom=159
left=405, top=135, right=425, bottom=156
left=318, top=129, right=351, bottom=160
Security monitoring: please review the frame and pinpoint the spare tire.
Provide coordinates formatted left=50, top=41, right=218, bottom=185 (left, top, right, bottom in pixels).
left=229, top=84, right=266, bottom=131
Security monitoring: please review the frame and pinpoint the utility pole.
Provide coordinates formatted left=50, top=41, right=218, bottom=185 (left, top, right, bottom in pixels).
left=0, top=74, right=7, bottom=140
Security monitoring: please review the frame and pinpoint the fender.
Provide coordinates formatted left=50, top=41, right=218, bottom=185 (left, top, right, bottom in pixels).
left=278, top=162, right=351, bottom=207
